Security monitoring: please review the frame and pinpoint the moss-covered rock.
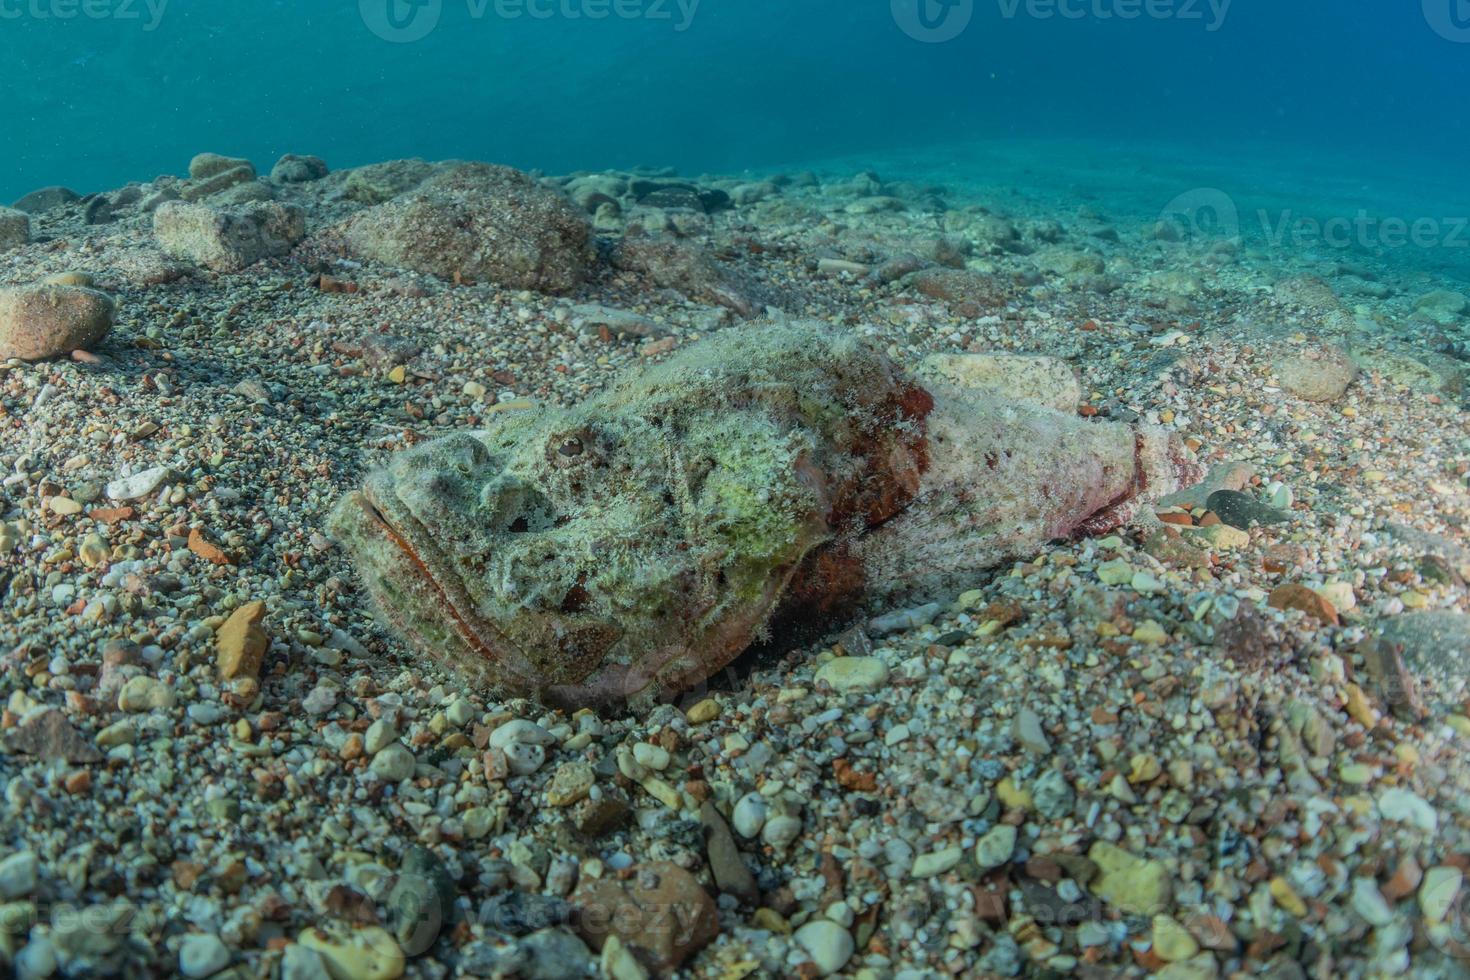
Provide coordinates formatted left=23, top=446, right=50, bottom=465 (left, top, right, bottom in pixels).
left=153, top=200, right=305, bottom=273
left=343, top=163, right=592, bottom=293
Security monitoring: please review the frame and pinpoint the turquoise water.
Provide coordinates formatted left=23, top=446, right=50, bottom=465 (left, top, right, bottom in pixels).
left=3, top=1, right=1467, bottom=195
left=6, top=0, right=1470, bottom=282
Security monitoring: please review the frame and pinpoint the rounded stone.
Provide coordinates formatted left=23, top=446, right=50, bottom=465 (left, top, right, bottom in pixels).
left=814, top=656, right=889, bottom=694
left=974, top=825, right=1018, bottom=870
left=370, top=743, right=417, bottom=782
left=1273, top=343, right=1357, bottom=402
left=178, top=933, right=230, bottom=978
left=0, top=284, right=115, bottom=361
left=117, top=676, right=175, bottom=713
left=794, top=919, right=854, bottom=976
left=731, top=792, right=768, bottom=838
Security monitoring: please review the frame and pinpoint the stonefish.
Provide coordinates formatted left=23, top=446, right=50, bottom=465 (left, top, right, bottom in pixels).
left=331, top=321, right=1198, bottom=709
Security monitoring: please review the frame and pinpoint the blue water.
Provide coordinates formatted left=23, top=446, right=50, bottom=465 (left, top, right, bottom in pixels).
left=2, top=0, right=1467, bottom=211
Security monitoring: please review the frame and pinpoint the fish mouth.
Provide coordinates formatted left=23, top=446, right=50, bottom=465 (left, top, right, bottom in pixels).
left=336, top=475, right=540, bottom=695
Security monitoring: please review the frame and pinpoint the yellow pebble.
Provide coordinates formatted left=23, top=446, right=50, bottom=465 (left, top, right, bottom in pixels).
left=387, top=364, right=406, bottom=384
left=1270, top=876, right=1308, bottom=917
left=686, top=699, right=720, bottom=724
left=752, top=908, right=791, bottom=935
left=996, top=776, right=1032, bottom=810
left=1344, top=684, right=1379, bottom=729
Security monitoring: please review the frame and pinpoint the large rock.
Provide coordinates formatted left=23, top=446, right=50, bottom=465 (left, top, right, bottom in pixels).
left=343, top=158, right=435, bottom=203
left=271, top=153, right=329, bottom=183
left=153, top=200, right=305, bottom=272
left=12, top=185, right=79, bottom=213
left=344, top=163, right=591, bottom=294
left=1415, top=289, right=1468, bottom=322
left=610, top=237, right=752, bottom=314
left=189, top=152, right=256, bottom=180
left=569, top=861, right=717, bottom=974
left=0, top=283, right=115, bottom=361
left=0, top=207, right=30, bottom=247
left=1272, top=342, right=1357, bottom=402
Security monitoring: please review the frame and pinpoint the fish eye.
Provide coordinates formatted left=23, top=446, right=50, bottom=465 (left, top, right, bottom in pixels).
left=548, top=428, right=599, bottom=469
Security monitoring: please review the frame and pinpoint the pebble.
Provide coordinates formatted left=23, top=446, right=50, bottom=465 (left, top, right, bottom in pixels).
left=1351, top=877, right=1395, bottom=927
left=685, top=698, right=720, bottom=723
left=868, top=602, right=943, bottom=636
left=105, top=466, right=171, bottom=502
left=600, top=935, right=649, bottom=980
left=632, top=742, right=671, bottom=771
left=0, top=851, right=39, bottom=898
left=364, top=719, right=397, bottom=755
left=731, top=792, right=768, bottom=838
left=1033, top=768, right=1075, bottom=819
left=912, top=846, right=964, bottom=878
left=814, top=656, right=889, bottom=693
left=974, top=825, right=1018, bottom=870
left=281, top=944, right=332, bottom=980
left=1268, top=584, right=1340, bottom=626
left=297, top=925, right=405, bottom=980
left=546, top=761, right=595, bottom=807
left=1151, top=915, right=1199, bottom=962
left=117, top=676, right=175, bottom=712
left=1089, top=842, right=1172, bottom=915
left=370, top=743, right=417, bottom=782
left=1206, top=489, right=1291, bottom=530
left=1378, top=787, right=1437, bottom=833
left=570, top=862, right=718, bottom=973
left=700, top=801, right=759, bottom=905
left=215, top=600, right=269, bottom=681
left=1013, top=707, right=1051, bottom=754
left=762, top=814, right=803, bottom=851
left=302, top=685, right=338, bottom=715
left=178, top=933, right=230, bottom=978
left=794, top=919, right=855, bottom=976
left=1420, top=867, right=1462, bottom=925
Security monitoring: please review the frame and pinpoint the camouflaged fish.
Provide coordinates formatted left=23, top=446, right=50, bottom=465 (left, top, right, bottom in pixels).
left=330, top=321, right=1198, bottom=709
